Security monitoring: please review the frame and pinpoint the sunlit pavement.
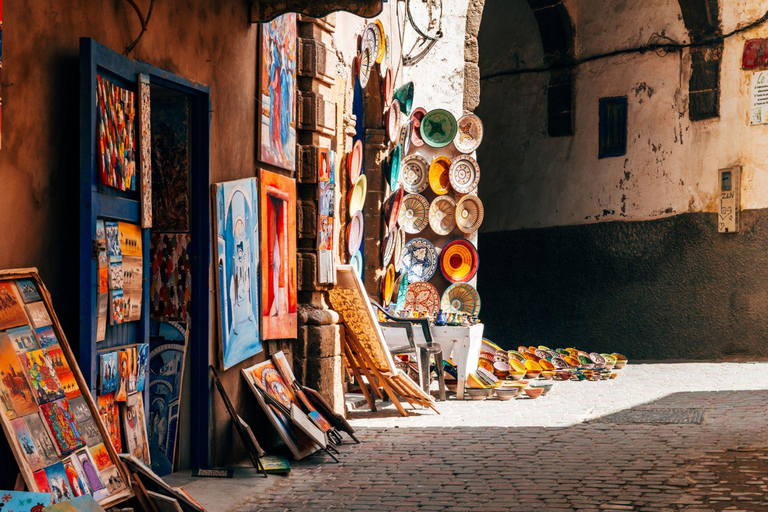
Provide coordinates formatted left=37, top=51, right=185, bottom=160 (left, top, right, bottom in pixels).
left=172, top=363, right=768, bottom=511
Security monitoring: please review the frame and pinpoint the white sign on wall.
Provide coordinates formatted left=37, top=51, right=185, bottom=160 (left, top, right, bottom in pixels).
left=750, top=71, right=768, bottom=125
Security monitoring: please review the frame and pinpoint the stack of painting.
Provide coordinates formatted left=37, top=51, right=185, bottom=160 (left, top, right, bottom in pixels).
left=103, top=221, right=143, bottom=327
left=0, top=270, right=131, bottom=507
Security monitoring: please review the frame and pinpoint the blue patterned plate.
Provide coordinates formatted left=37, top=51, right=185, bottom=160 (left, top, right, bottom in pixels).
left=401, top=237, right=438, bottom=282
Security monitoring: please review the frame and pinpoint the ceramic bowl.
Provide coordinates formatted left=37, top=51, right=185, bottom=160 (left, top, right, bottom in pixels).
left=577, top=355, right=592, bottom=366
left=574, top=372, right=587, bottom=381
left=614, top=360, right=627, bottom=369
left=588, top=373, right=601, bottom=381
left=534, top=349, right=551, bottom=360
left=478, top=358, right=494, bottom=373
left=538, top=345, right=552, bottom=351
left=517, top=346, right=530, bottom=353
left=539, top=370, right=555, bottom=380
left=508, top=351, right=525, bottom=362
left=493, top=361, right=510, bottom=380
left=525, top=370, right=542, bottom=380
left=508, top=359, right=526, bottom=372
left=523, top=353, right=540, bottom=362
left=466, top=387, right=493, bottom=400
left=524, top=360, right=543, bottom=372
left=522, top=387, right=544, bottom=399
left=564, top=356, right=581, bottom=367
left=445, top=381, right=458, bottom=392
left=539, top=360, right=556, bottom=371
left=555, top=370, right=573, bottom=381
left=467, top=373, right=489, bottom=389
left=590, top=352, right=606, bottom=366
left=529, top=382, right=553, bottom=395
left=508, top=370, right=527, bottom=381
left=610, top=372, right=618, bottom=379
left=551, top=357, right=568, bottom=369
left=495, top=387, right=522, bottom=400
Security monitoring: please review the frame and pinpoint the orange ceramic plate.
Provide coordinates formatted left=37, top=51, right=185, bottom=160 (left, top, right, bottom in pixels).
left=564, top=356, right=581, bottom=367
left=429, top=156, right=452, bottom=195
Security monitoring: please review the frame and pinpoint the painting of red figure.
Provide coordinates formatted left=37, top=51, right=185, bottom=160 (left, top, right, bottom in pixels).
left=259, top=170, right=297, bottom=340
left=259, top=13, right=297, bottom=171
left=149, top=233, right=191, bottom=321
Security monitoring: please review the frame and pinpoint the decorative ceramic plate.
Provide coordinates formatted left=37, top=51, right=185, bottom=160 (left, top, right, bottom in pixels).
left=382, top=264, right=395, bottom=305
left=393, top=227, right=406, bottom=272
left=535, top=349, right=550, bottom=360
left=420, top=109, right=458, bottom=148
left=401, top=155, right=429, bottom=193
left=374, top=20, right=386, bottom=64
left=386, top=144, right=402, bottom=188
left=398, top=194, right=430, bottom=234
left=440, top=239, right=479, bottom=283
left=455, top=195, right=484, bottom=234
left=346, top=210, right=364, bottom=256
left=441, top=283, right=481, bottom=316
left=382, top=68, right=393, bottom=107
left=350, top=250, right=363, bottom=277
left=401, top=237, right=438, bottom=282
left=348, top=139, right=363, bottom=183
left=429, top=196, right=456, bottom=236
left=358, top=46, right=373, bottom=89
left=454, top=113, right=484, bottom=153
left=382, top=186, right=404, bottom=234
left=590, top=353, right=606, bottom=365
left=348, top=174, right=367, bottom=217
left=381, top=229, right=396, bottom=266
left=387, top=100, right=401, bottom=143
left=508, top=359, right=526, bottom=372
left=394, top=82, right=414, bottom=115
left=449, top=156, right=480, bottom=194
left=398, top=121, right=413, bottom=157
left=362, top=24, right=379, bottom=67
left=404, top=281, right=440, bottom=316
left=385, top=35, right=391, bottom=72
left=429, top=156, right=452, bottom=195
left=410, top=107, right=427, bottom=147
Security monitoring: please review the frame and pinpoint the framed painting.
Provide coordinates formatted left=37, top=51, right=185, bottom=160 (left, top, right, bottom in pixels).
left=259, top=170, right=297, bottom=340
left=212, top=178, right=262, bottom=369
left=258, top=13, right=297, bottom=171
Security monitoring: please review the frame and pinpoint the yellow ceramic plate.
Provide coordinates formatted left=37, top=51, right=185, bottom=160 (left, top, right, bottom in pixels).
left=429, top=156, right=452, bottom=195
left=348, top=174, right=367, bottom=217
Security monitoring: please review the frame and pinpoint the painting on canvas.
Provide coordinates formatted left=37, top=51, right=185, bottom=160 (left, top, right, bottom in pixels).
left=74, top=448, right=109, bottom=502
left=259, top=13, right=297, bottom=171
left=122, top=392, right=150, bottom=465
left=115, top=351, right=128, bottom=401
left=25, top=413, right=61, bottom=467
left=139, top=73, right=153, bottom=229
left=0, top=491, right=53, bottom=510
left=16, top=279, right=42, bottom=303
left=151, top=96, right=190, bottom=232
left=62, top=456, right=88, bottom=497
left=136, top=343, right=148, bottom=392
left=7, top=325, right=39, bottom=354
left=44, top=461, right=75, bottom=503
left=213, top=178, right=262, bottom=369
left=98, top=352, right=118, bottom=395
left=97, top=393, right=122, bottom=453
left=45, top=346, right=71, bottom=377
left=26, top=302, right=52, bottom=329
left=40, top=398, right=85, bottom=454
left=12, top=416, right=50, bottom=471
left=35, top=325, right=58, bottom=349
left=97, top=75, right=136, bottom=192
left=259, top=170, right=297, bottom=340
left=19, top=349, right=64, bottom=405
left=58, top=371, right=80, bottom=401
left=149, top=233, right=191, bottom=321
left=0, top=281, right=28, bottom=330
left=0, top=332, right=39, bottom=418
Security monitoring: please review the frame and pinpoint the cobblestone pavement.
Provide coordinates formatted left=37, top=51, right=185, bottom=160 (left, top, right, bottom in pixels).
left=229, top=363, right=768, bottom=511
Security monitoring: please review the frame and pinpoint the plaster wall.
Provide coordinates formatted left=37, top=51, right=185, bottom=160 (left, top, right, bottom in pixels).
left=477, top=0, right=768, bottom=232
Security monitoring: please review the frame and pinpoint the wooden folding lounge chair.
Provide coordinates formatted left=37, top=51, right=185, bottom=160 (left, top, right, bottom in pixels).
left=328, top=266, right=439, bottom=416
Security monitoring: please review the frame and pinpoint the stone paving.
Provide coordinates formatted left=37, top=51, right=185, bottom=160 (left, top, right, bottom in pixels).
left=173, top=363, right=768, bottom=511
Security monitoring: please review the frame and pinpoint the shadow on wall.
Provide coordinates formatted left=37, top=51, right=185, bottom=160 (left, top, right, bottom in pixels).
left=477, top=211, right=768, bottom=360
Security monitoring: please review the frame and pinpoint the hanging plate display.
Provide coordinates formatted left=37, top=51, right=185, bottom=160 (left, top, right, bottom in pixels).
left=429, top=156, right=452, bottom=196
left=381, top=228, right=396, bottom=266
left=386, top=144, right=402, bottom=188
left=441, top=283, right=481, bottom=316
left=363, top=24, right=379, bottom=66
left=358, top=46, right=373, bottom=89
left=387, top=100, right=401, bottom=143
left=382, top=264, right=396, bottom=305
left=449, top=156, right=480, bottom=194
left=398, top=194, right=430, bottom=234
left=454, top=113, right=484, bottom=154
left=393, top=227, right=406, bottom=272
left=429, top=195, right=457, bottom=236
left=348, top=139, right=363, bottom=183
left=404, top=281, right=440, bottom=317
left=401, top=237, right=438, bottom=282
left=350, top=250, right=363, bottom=278
left=410, top=107, right=427, bottom=148
left=346, top=210, right=364, bottom=256
left=382, top=68, right=393, bottom=107
left=398, top=121, right=413, bottom=157
left=455, top=195, right=484, bottom=234
left=374, top=20, right=386, bottom=64
left=382, top=186, right=404, bottom=234
left=440, top=239, right=479, bottom=283
left=420, top=109, right=458, bottom=148
left=348, top=174, right=368, bottom=217
left=401, top=155, right=429, bottom=194
left=393, top=82, right=414, bottom=115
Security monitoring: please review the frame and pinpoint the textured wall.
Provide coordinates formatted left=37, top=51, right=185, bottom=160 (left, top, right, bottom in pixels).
left=478, top=210, right=768, bottom=360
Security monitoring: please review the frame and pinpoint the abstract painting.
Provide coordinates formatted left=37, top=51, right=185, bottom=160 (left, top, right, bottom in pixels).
left=16, top=279, right=42, bottom=303
left=0, top=491, right=53, bottom=510
left=0, top=281, right=27, bottom=330
left=97, top=393, right=122, bottom=453
left=148, top=321, right=187, bottom=476
left=213, top=179, right=262, bottom=369
left=40, top=398, right=85, bottom=454
left=151, top=96, right=190, bottom=232
left=122, top=392, right=150, bottom=465
left=26, top=302, right=52, bottom=329
left=259, top=13, right=297, bottom=171
left=96, top=75, right=136, bottom=192
left=0, top=332, right=38, bottom=418
left=19, top=349, right=64, bottom=405
left=7, top=325, right=39, bottom=354
left=149, top=233, right=191, bottom=321
left=139, top=74, right=153, bottom=229
left=259, top=170, right=297, bottom=340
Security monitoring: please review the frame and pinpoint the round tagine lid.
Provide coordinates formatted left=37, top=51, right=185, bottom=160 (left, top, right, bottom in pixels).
left=348, top=139, right=363, bottom=183
left=382, top=264, right=395, bottom=305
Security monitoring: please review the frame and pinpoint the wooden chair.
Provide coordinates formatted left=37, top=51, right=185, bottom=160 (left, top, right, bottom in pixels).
left=370, top=300, right=447, bottom=401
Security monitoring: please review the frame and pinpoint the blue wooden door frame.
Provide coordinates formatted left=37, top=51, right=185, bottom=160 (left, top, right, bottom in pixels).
left=79, top=38, right=211, bottom=470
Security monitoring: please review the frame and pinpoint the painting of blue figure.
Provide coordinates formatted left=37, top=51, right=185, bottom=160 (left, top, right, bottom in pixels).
left=213, top=179, right=262, bottom=369
left=136, top=343, right=148, bottom=392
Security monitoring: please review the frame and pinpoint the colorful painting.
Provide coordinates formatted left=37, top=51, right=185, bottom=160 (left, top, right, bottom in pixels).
left=115, top=351, right=128, bottom=402
left=97, top=268, right=108, bottom=294
left=40, top=398, right=85, bottom=454
left=7, top=325, right=39, bottom=354
left=149, top=233, right=191, bottom=321
left=87, top=443, right=112, bottom=472
left=44, top=462, right=75, bottom=503
left=259, top=13, right=297, bottom=171
left=98, top=352, right=117, bottom=395
left=16, top=279, right=42, bottom=303
left=259, top=170, right=297, bottom=340
left=26, top=303, right=52, bottom=329
left=19, top=349, right=64, bottom=405
left=122, top=256, right=142, bottom=323
left=34, top=470, right=53, bottom=495
left=148, top=321, right=187, bottom=476
left=0, top=491, right=53, bottom=510
left=25, top=413, right=61, bottom=467
left=109, top=290, right=125, bottom=326
left=12, top=416, right=49, bottom=471
left=136, top=343, right=148, bottom=392
left=58, top=372, right=80, bottom=401
left=151, top=96, right=190, bottom=231
left=272, top=351, right=332, bottom=432
left=122, top=392, right=150, bottom=465
left=108, top=262, right=123, bottom=292
left=125, top=346, right=137, bottom=395
left=139, top=74, right=153, bottom=229
left=96, top=75, right=136, bottom=192
left=96, top=220, right=108, bottom=269
left=74, top=448, right=108, bottom=502
left=118, top=222, right=142, bottom=258
left=0, top=332, right=38, bottom=418
left=35, top=326, right=58, bottom=349
left=44, top=495, right=105, bottom=512
left=105, top=222, right=120, bottom=261
left=213, top=178, right=262, bottom=369
left=61, top=457, right=87, bottom=497
left=45, top=347, right=71, bottom=377
left=95, top=294, right=107, bottom=343
left=98, top=465, right=125, bottom=495
left=97, top=393, right=121, bottom=453
left=77, top=418, right=103, bottom=448
left=0, top=281, right=28, bottom=330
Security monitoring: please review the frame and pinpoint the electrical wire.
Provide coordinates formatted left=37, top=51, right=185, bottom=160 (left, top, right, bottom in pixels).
left=124, top=0, right=156, bottom=55
left=481, top=9, right=768, bottom=81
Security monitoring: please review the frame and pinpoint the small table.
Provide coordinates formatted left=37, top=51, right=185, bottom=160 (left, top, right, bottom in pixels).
left=430, top=324, right=484, bottom=400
